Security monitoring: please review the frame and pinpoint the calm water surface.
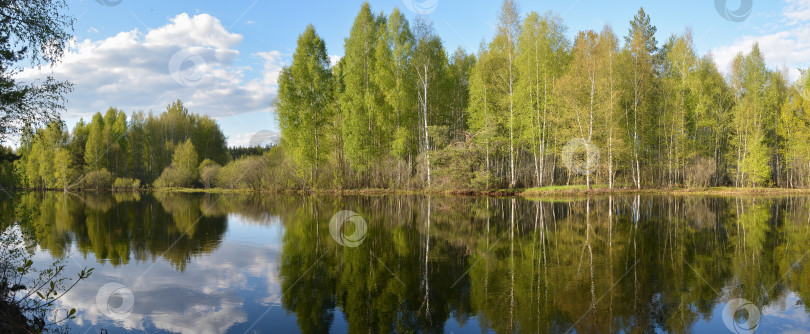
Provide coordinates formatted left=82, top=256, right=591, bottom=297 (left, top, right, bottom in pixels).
left=4, top=192, right=810, bottom=333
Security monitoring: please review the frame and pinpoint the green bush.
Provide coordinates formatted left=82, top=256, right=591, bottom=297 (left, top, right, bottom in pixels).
left=429, top=141, right=487, bottom=190
left=112, top=177, right=141, bottom=190
left=199, top=159, right=221, bottom=189
left=82, top=168, right=114, bottom=189
left=153, top=166, right=196, bottom=188
left=215, top=155, right=271, bottom=190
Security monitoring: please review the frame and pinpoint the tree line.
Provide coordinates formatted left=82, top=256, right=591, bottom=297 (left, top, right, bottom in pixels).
left=277, top=1, right=810, bottom=190
left=6, top=0, right=810, bottom=191
left=9, top=100, right=229, bottom=190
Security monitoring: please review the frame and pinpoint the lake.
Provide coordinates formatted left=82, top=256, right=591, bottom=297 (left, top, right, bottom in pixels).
left=4, top=192, right=810, bottom=333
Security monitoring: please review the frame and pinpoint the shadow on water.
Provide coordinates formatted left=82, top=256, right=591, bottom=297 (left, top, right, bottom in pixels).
left=2, top=192, right=810, bottom=333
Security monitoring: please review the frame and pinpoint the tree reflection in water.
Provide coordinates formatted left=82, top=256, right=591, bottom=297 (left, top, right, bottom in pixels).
left=3, top=192, right=810, bottom=333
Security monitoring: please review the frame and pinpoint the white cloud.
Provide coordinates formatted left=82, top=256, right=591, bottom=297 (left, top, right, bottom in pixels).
left=145, top=13, right=242, bottom=49
left=16, top=13, right=282, bottom=119
left=784, top=0, right=810, bottom=22
left=255, top=51, right=285, bottom=88
left=711, top=1, right=810, bottom=81
left=329, top=55, right=341, bottom=67
left=227, top=130, right=280, bottom=147
left=57, top=231, right=284, bottom=333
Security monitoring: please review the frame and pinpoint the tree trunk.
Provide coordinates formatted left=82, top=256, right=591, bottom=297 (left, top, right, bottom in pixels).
left=423, top=64, right=431, bottom=188
left=509, top=52, right=516, bottom=188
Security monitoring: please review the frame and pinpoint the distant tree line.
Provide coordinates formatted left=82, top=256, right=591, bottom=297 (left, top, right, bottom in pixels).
left=228, top=145, right=274, bottom=160
left=10, top=100, right=229, bottom=190
left=4, top=98, right=301, bottom=191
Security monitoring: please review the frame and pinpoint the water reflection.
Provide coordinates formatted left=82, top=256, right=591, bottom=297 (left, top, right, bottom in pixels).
left=2, top=193, right=810, bottom=333
left=12, top=192, right=227, bottom=270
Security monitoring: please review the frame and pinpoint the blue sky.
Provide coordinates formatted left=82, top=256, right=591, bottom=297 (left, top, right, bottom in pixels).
left=15, top=0, right=810, bottom=147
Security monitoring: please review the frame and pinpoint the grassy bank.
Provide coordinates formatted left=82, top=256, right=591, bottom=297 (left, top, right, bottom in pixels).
left=146, top=185, right=810, bottom=197
left=9, top=185, right=810, bottom=197
left=520, top=185, right=810, bottom=197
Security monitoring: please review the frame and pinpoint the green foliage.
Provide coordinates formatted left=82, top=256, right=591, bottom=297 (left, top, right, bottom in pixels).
left=391, top=127, right=411, bottom=159
left=112, top=178, right=140, bottom=190
left=375, top=8, right=417, bottom=158
left=276, top=24, right=334, bottom=185
left=153, top=167, right=195, bottom=189
left=15, top=100, right=227, bottom=189
left=339, top=3, right=385, bottom=171
left=198, top=159, right=220, bottom=189
left=15, top=122, right=69, bottom=189
left=53, top=149, right=75, bottom=191
left=215, top=155, right=267, bottom=190
left=172, top=139, right=199, bottom=179
left=83, top=112, right=105, bottom=172
left=227, top=145, right=273, bottom=160
left=430, top=142, right=488, bottom=190
left=1, top=216, right=92, bottom=333
left=741, top=135, right=772, bottom=186
left=11, top=1, right=810, bottom=191
left=82, top=168, right=113, bottom=189
left=729, top=45, right=782, bottom=187
left=0, top=146, right=20, bottom=188
left=154, top=139, right=199, bottom=188
left=0, top=0, right=74, bottom=141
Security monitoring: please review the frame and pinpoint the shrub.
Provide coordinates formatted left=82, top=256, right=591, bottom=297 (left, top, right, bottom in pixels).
left=685, top=156, right=716, bottom=188
left=1, top=213, right=92, bottom=332
left=112, top=177, right=140, bottom=190
left=199, top=159, right=221, bottom=189
left=263, top=146, right=302, bottom=190
left=429, top=141, right=487, bottom=190
left=215, top=155, right=268, bottom=190
left=153, top=166, right=196, bottom=188
left=82, top=168, right=114, bottom=189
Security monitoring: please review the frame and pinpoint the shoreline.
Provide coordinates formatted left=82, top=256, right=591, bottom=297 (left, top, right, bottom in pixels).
left=131, top=185, right=810, bottom=197
left=7, top=186, right=810, bottom=197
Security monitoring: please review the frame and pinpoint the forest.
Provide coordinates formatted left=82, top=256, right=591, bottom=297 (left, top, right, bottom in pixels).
left=5, top=0, right=810, bottom=191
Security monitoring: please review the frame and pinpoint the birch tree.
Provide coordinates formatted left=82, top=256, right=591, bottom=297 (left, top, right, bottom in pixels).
left=623, top=7, right=658, bottom=188
left=374, top=8, right=416, bottom=162
left=340, top=3, right=383, bottom=173
left=276, top=24, right=334, bottom=185
left=413, top=17, right=447, bottom=188
left=558, top=31, right=606, bottom=190
left=493, top=0, right=521, bottom=188
left=598, top=26, right=621, bottom=189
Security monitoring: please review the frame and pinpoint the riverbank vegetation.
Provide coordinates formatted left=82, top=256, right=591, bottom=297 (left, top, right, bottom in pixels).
left=4, top=1, right=810, bottom=194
